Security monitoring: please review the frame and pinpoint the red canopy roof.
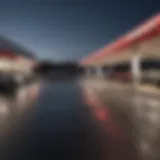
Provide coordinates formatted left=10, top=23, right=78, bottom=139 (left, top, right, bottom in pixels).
left=0, top=51, right=18, bottom=59
left=80, top=13, right=160, bottom=65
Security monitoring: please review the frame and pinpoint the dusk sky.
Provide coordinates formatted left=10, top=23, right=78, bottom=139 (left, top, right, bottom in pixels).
left=0, top=0, right=159, bottom=62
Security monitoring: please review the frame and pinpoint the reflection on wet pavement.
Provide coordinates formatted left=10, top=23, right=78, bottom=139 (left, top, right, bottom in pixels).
left=81, top=83, right=138, bottom=160
left=2, top=79, right=159, bottom=160
left=0, top=82, right=40, bottom=159
left=0, top=81, right=116, bottom=160
left=81, top=79, right=160, bottom=160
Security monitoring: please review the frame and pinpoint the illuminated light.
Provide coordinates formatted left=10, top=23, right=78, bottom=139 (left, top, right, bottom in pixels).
left=16, top=56, right=35, bottom=67
left=0, top=58, right=31, bottom=74
left=0, top=59, right=12, bottom=71
left=14, top=56, right=35, bottom=75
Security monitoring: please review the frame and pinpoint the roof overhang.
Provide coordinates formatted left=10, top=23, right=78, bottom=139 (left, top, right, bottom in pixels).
left=80, top=13, right=160, bottom=66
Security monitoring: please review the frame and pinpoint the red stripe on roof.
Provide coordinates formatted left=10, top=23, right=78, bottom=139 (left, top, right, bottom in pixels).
left=81, top=13, right=160, bottom=65
left=0, top=51, right=18, bottom=59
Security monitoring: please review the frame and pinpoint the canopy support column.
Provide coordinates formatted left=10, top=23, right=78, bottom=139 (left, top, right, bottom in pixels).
left=85, top=67, right=92, bottom=77
left=131, top=53, right=141, bottom=89
left=95, top=66, right=104, bottom=77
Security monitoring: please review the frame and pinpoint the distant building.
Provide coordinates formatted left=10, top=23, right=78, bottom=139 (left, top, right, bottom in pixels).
left=0, top=36, right=36, bottom=74
left=0, top=36, right=35, bottom=59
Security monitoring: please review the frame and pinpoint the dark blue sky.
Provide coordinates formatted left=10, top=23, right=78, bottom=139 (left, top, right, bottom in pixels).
left=0, top=0, right=159, bottom=61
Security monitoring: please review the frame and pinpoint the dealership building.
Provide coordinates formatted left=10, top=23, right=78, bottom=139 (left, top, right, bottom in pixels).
left=0, top=36, right=37, bottom=75
left=0, top=36, right=37, bottom=85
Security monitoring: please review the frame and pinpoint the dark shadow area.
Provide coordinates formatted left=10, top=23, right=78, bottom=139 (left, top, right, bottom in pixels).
left=102, top=59, right=160, bottom=85
left=34, top=61, right=85, bottom=81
